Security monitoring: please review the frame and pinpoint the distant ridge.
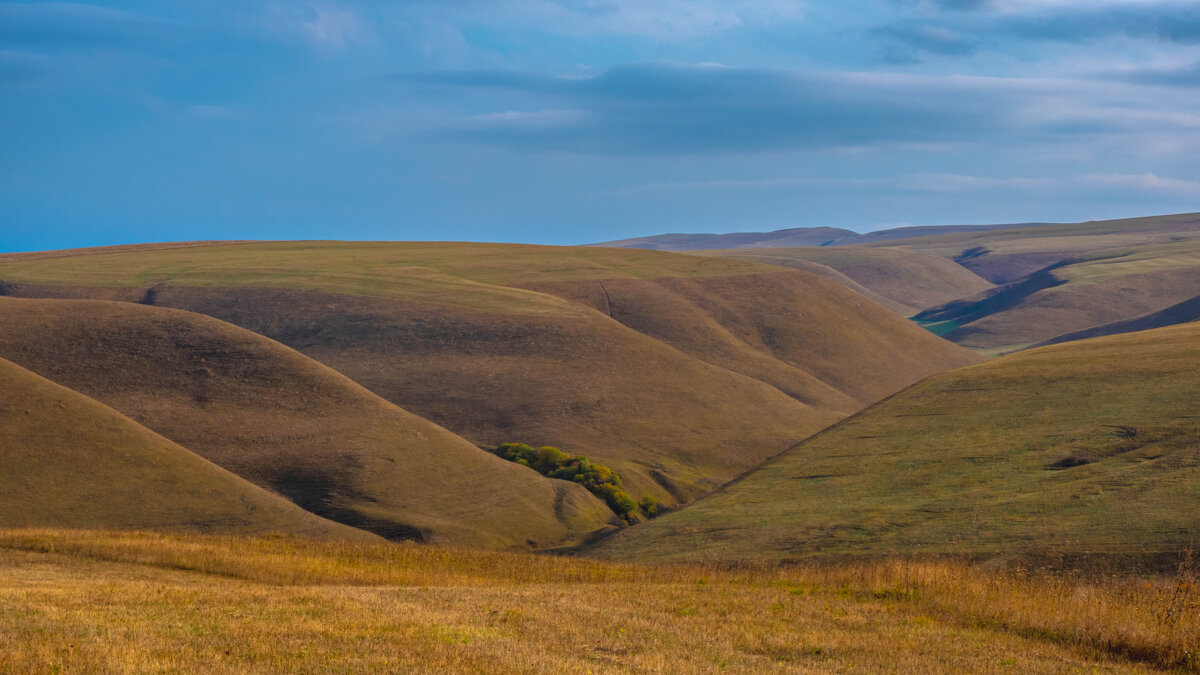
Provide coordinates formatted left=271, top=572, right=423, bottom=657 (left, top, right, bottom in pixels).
left=592, top=222, right=1058, bottom=252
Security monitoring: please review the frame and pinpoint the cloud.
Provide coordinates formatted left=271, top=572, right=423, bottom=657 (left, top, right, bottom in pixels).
left=876, top=24, right=977, bottom=60
left=406, top=0, right=807, bottom=41
left=1080, top=173, right=1200, bottom=195
left=0, top=2, right=178, bottom=47
left=297, top=2, right=363, bottom=49
left=616, top=173, right=1056, bottom=195
left=393, top=63, right=1198, bottom=156
left=877, top=1, right=1200, bottom=60
left=0, top=50, right=51, bottom=83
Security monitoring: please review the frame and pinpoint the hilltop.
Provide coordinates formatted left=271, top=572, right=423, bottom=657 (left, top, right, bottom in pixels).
left=592, top=322, right=1200, bottom=568
left=591, top=222, right=1054, bottom=252
left=692, top=246, right=994, bottom=315
left=0, top=357, right=370, bottom=540
left=0, top=242, right=978, bottom=506
left=0, top=297, right=616, bottom=549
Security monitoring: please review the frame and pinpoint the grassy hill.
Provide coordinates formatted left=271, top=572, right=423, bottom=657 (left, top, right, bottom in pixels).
left=592, top=322, right=1200, bottom=568
left=867, top=212, right=1200, bottom=284
left=597, top=213, right=1200, bottom=352
left=0, top=297, right=616, bottom=549
left=914, top=233, right=1200, bottom=353
left=0, top=242, right=978, bottom=505
left=0, top=358, right=370, bottom=540
left=693, top=246, right=994, bottom=314
left=0, top=530, right=1192, bottom=673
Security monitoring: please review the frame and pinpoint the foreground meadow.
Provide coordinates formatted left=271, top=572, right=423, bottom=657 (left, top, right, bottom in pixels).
left=0, top=531, right=1196, bottom=673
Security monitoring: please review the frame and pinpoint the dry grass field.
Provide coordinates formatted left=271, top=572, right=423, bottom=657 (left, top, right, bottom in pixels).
left=0, top=529, right=1195, bottom=673
left=596, top=322, right=1200, bottom=567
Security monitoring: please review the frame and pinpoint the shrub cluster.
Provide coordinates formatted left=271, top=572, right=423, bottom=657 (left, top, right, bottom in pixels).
left=494, top=443, right=659, bottom=523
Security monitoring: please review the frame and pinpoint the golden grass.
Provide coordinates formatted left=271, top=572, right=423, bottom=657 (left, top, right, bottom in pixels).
left=1, top=529, right=1196, bottom=673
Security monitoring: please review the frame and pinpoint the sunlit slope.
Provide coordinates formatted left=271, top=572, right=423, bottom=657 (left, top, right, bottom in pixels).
left=0, top=241, right=977, bottom=503
left=870, top=212, right=1200, bottom=284
left=594, top=323, right=1200, bottom=565
left=915, top=236, right=1200, bottom=352
left=0, top=358, right=371, bottom=540
left=0, top=298, right=616, bottom=549
left=694, top=246, right=994, bottom=314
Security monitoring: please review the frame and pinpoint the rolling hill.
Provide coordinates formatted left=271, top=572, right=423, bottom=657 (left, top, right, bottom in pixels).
left=0, top=356, right=371, bottom=539
left=868, top=212, right=1200, bottom=284
left=599, top=213, right=1200, bottom=353
left=0, top=297, right=617, bottom=549
left=912, top=229, right=1200, bottom=353
left=594, top=226, right=857, bottom=251
left=591, top=222, right=1055, bottom=252
left=592, top=322, right=1200, bottom=568
left=692, top=246, right=995, bottom=314
left=0, top=242, right=979, bottom=507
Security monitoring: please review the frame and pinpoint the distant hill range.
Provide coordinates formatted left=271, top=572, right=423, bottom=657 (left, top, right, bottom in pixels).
left=599, top=213, right=1200, bottom=355
left=592, top=222, right=1058, bottom=251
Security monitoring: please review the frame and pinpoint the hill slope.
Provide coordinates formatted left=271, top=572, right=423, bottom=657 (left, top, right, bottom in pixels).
left=914, top=233, right=1200, bottom=352
left=0, top=357, right=370, bottom=539
left=693, top=246, right=994, bottom=314
left=870, top=212, right=1200, bottom=284
left=0, top=297, right=616, bottom=549
left=593, top=322, right=1200, bottom=567
left=0, top=242, right=979, bottom=506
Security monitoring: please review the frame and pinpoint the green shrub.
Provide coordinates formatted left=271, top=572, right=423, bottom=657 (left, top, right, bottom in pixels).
left=493, top=442, right=648, bottom=523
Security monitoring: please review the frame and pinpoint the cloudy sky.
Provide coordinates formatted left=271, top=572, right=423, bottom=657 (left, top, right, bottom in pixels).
left=2, top=0, right=1199, bottom=251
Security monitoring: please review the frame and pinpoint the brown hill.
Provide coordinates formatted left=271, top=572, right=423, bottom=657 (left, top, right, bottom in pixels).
left=0, top=356, right=371, bottom=539
left=872, top=212, right=1200, bottom=283
left=0, top=297, right=616, bottom=549
left=692, top=246, right=994, bottom=314
left=592, top=322, right=1200, bottom=568
left=0, top=242, right=979, bottom=506
left=914, top=235, right=1200, bottom=353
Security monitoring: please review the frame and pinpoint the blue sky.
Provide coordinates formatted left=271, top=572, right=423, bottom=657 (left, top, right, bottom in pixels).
left=2, top=0, right=1199, bottom=251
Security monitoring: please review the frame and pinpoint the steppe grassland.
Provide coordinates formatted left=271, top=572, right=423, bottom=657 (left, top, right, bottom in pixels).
left=0, top=530, right=1195, bottom=673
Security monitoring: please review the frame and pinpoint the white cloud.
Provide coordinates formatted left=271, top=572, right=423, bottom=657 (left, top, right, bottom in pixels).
left=1080, top=172, right=1200, bottom=195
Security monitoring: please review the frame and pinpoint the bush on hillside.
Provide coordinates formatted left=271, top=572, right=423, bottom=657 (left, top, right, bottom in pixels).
left=494, top=443, right=658, bottom=523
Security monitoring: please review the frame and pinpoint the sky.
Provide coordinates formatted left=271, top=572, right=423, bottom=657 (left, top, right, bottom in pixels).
left=1, top=0, right=1199, bottom=251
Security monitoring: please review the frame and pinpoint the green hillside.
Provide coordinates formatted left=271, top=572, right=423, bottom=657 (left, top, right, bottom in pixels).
left=592, top=322, right=1200, bottom=567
